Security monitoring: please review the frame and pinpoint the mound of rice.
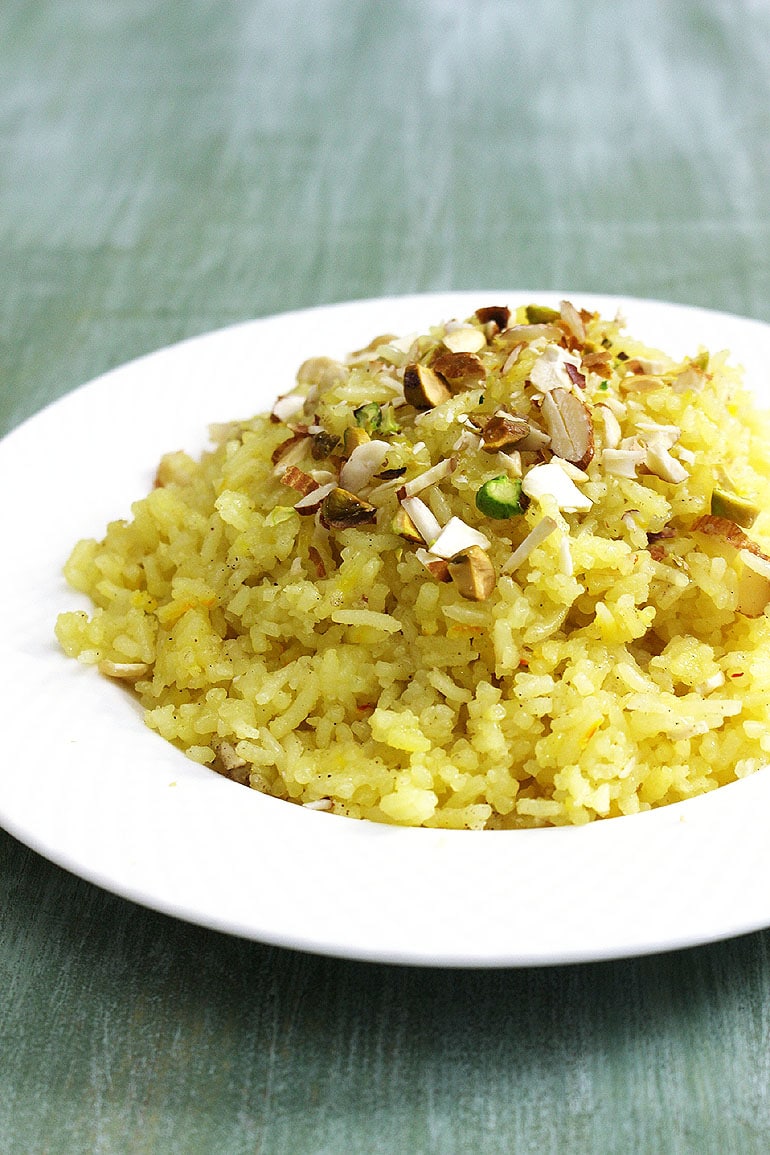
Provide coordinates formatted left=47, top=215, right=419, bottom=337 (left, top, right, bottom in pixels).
left=55, top=301, right=770, bottom=828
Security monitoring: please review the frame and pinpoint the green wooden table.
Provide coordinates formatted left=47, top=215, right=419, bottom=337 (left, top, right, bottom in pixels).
left=4, top=1, right=770, bottom=1150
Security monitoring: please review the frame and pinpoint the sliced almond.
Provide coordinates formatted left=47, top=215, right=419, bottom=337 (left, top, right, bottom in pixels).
left=559, top=299, right=586, bottom=343
left=271, top=428, right=310, bottom=465
left=293, top=481, right=337, bottom=515
left=540, top=388, right=594, bottom=468
left=442, top=325, right=487, bottom=354
left=403, top=363, right=451, bottom=410
left=279, top=466, right=319, bottom=497
left=431, top=351, right=486, bottom=390
left=618, top=373, right=666, bottom=394
left=429, top=516, right=492, bottom=559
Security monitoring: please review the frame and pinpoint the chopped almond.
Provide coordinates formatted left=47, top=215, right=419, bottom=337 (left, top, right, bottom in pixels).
left=540, top=389, right=594, bottom=468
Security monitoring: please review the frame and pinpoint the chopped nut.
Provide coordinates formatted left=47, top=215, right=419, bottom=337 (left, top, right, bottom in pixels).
left=310, top=429, right=341, bottom=460
left=618, top=373, right=667, bottom=394
left=479, top=413, right=531, bottom=452
left=475, top=305, right=511, bottom=330
left=402, top=457, right=457, bottom=497
left=342, top=426, right=371, bottom=455
left=710, top=487, right=759, bottom=528
left=525, top=304, right=560, bottom=324
left=429, top=516, right=492, bottom=559
left=271, top=428, right=310, bottom=465
left=339, top=439, right=391, bottom=492
left=559, top=299, right=586, bottom=343
left=442, top=325, right=487, bottom=354
left=540, top=388, right=594, bottom=468
left=475, top=475, right=528, bottom=519
left=447, top=546, right=496, bottom=601
left=293, top=481, right=337, bottom=515
left=399, top=496, right=442, bottom=545
left=271, top=393, right=307, bottom=423
left=296, top=356, right=348, bottom=389
left=693, top=515, right=768, bottom=557
left=432, top=351, right=487, bottom=390
left=415, top=548, right=452, bottom=582
left=521, top=461, right=593, bottom=512
left=280, top=466, right=319, bottom=496
left=320, top=488, right=378, bottom=529
left=403, top=363, right=451, bottom=410
left=392, top=506, right=423, bottom=543
left=501, top=516, right=558, bottom=573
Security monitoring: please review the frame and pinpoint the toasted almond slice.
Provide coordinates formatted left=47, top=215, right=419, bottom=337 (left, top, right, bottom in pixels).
left=280, top=466, right=319, bottom=496
left=540, top=388, right=594, bottom=468
left=442, top=325, right=487, bottom=354
left=560, top=299, right=585, bottom=342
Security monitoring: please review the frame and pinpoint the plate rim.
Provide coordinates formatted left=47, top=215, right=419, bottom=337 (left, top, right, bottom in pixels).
left=3, top=289, right=770, bottom=967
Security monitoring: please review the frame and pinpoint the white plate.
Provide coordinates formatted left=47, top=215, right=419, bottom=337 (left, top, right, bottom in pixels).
left=3, top=291, right=770, bottom=967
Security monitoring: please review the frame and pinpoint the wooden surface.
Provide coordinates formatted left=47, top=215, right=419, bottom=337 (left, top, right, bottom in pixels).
left=3, top=1, right=770, bottom=1150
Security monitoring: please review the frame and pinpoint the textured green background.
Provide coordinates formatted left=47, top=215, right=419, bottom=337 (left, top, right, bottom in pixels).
left=4, top=1, right=770, bottom=1151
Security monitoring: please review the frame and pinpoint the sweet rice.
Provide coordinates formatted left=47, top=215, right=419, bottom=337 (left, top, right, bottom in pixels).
left=55, top=301, right=770, bottom=828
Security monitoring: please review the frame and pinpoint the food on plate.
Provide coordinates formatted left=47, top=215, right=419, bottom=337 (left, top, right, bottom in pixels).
left=55, top=301, right=770, bottom=828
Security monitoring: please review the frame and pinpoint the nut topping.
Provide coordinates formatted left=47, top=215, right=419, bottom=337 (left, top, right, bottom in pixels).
left=540, top=388, right=594, bottom=468
left=431, top=351, right=487, bottom=390
left=403, top=363, right=451, bottom=410
left=447, top=546, right=496, bottom=601
left=479, top=413, right=532, bottom=453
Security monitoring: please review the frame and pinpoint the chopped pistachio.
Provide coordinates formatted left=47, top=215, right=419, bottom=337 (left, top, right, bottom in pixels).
left=403, top=363, right=451, bottom=410
left=342, top=426, right=371, bottom=455
left=310, top=429, right=341, bottom=460
left=320, top=487, right=378, bottom=529
left=353, top=402, right=383, bottom=432
left=475, top=475, right=528, bottom=519
left=525, top=304, right=560, bottom=324
left=391, top=506, right=423, bottom=543
left=710, top=487, right=759, bottom=528
left=447, top=545, right=496, bottom=601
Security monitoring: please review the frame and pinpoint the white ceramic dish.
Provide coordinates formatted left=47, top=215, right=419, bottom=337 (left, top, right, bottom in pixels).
left=2, top=291, right=770, bottom=967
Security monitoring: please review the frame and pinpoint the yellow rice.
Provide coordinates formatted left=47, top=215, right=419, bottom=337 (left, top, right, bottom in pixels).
left=55, top=302, right=770, bottom=828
